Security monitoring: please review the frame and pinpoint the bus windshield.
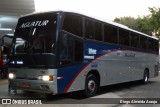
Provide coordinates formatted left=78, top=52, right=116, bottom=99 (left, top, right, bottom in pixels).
left=10, top=13, right=58, bottom=68
left=14, top=13, right=57, bottom=54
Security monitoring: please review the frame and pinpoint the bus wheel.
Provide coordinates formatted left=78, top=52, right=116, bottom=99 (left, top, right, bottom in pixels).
left=84, top=74, right=98, bottom=97
left=142, top=70, right=149, bottom=84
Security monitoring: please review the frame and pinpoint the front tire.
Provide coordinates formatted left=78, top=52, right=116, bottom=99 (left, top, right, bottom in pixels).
left=84, top=74, right=98, bottom=97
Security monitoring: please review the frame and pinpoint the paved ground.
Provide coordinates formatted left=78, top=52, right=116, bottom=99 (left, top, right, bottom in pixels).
left=0, top=73, right=160, bottom=107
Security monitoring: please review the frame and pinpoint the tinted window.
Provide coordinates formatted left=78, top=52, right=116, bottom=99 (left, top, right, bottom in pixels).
left=75, top=39, right=83, bottom=62
left=140, top=36, right=148, bottom=49
left=119, top=29, right=130, bottom=46
left=130, top=33, right=139, bottom=48
left=63, top=14, right=82, bottom=37
left=95, top=21, right=103, bottom=41
left=15, top=13, right=57, bottom=54
left=148, top=38, right=154, bottom=51
left=154, top=40, right=159, bottom=53
left=16, top=45, right=24, bottom=53
left=104, top=24, right=118, bottom=44
left=60, top=33, right=74, bottom=65
left=85, top=18, right=95, bottom=39
left=59, top=32, right=83, bottom=65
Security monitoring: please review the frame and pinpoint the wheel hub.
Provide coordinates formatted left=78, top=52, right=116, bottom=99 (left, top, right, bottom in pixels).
left=88, top=80, right=96, bottom=92
left=144, top=75, right=148, bottom=82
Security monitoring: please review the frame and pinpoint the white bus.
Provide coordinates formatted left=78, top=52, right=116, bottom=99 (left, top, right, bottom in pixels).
left=8, top=11, right=159, bottom=97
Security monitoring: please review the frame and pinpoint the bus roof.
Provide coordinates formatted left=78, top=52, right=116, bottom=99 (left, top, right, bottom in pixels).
left=20, top=10, right=158, bottom=40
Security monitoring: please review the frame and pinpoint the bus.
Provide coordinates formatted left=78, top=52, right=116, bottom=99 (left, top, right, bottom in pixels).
left=8, top=11, right=159, bottom=97
left=0, top=34, right=14, bottom=79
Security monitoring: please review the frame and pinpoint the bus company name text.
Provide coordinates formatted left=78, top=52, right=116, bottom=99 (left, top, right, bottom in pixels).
left=20, top=20, right=49, bottom=28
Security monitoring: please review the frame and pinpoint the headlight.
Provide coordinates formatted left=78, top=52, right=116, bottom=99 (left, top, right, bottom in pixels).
left=42, top=75, right=54, bottom=81
left=10, top=61, right=15, bottom=64
left=9, top=73, right=15, bottom=79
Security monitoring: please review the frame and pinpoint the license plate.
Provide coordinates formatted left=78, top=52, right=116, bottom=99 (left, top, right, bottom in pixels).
left=21, top=83, right=30, bottom=88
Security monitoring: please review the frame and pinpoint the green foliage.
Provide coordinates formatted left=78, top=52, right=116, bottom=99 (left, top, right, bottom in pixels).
left=114, top=7, right=160, bottom=38
left=114, top=17, right=138, bottom=30
left=149, top=7, right=160, bottom=37
left=136, top=16, right=153, bottom=35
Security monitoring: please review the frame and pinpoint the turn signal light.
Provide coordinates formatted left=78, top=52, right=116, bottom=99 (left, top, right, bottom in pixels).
left=42, top=75, right=54, bottom=81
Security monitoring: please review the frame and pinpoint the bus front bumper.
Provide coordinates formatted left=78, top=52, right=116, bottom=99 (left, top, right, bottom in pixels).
left=8, top=79, right=57, bottom=94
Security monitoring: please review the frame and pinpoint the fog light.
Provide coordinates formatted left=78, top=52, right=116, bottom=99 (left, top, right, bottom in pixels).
left=9, top=73, right=15, bottom=79
left=42, top=75, right=54, bottom=81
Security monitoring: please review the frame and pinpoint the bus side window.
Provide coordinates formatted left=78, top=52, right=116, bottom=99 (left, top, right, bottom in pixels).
left=95, top=21, right=103, bottom=41
left=75, top=39, right=83, bottom=62
left=130, top=33, right=139, bottom=48
left=148, top=38, right=154, bottom=51
left=63, top=14, right=82, bottom=37
left=140, top=36, right=148, bottom=50
left=60, top=33, right=74, bottom=65
left=154, top=40, right=159, bottom=54
left=104, top=24, right=118, bottom=44
left=59, top=33, right=83, bottom=66
left=85, top=18, right=95, bottom=39
left=119, top=29, right=130, bottom=46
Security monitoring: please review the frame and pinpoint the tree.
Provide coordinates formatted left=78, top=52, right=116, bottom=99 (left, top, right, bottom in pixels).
left=114, top=17, right=138, bottom=30
left=114, top=7, right=160, bottom=38
left=136, top=16, right=153, bottom=36
left=149, top=7, right=160, bottom=37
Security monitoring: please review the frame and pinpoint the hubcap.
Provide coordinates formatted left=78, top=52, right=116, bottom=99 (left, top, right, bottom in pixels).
left=88, top=80, right=96, bottom=92
left=144, top=74, right=148, bottom=82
